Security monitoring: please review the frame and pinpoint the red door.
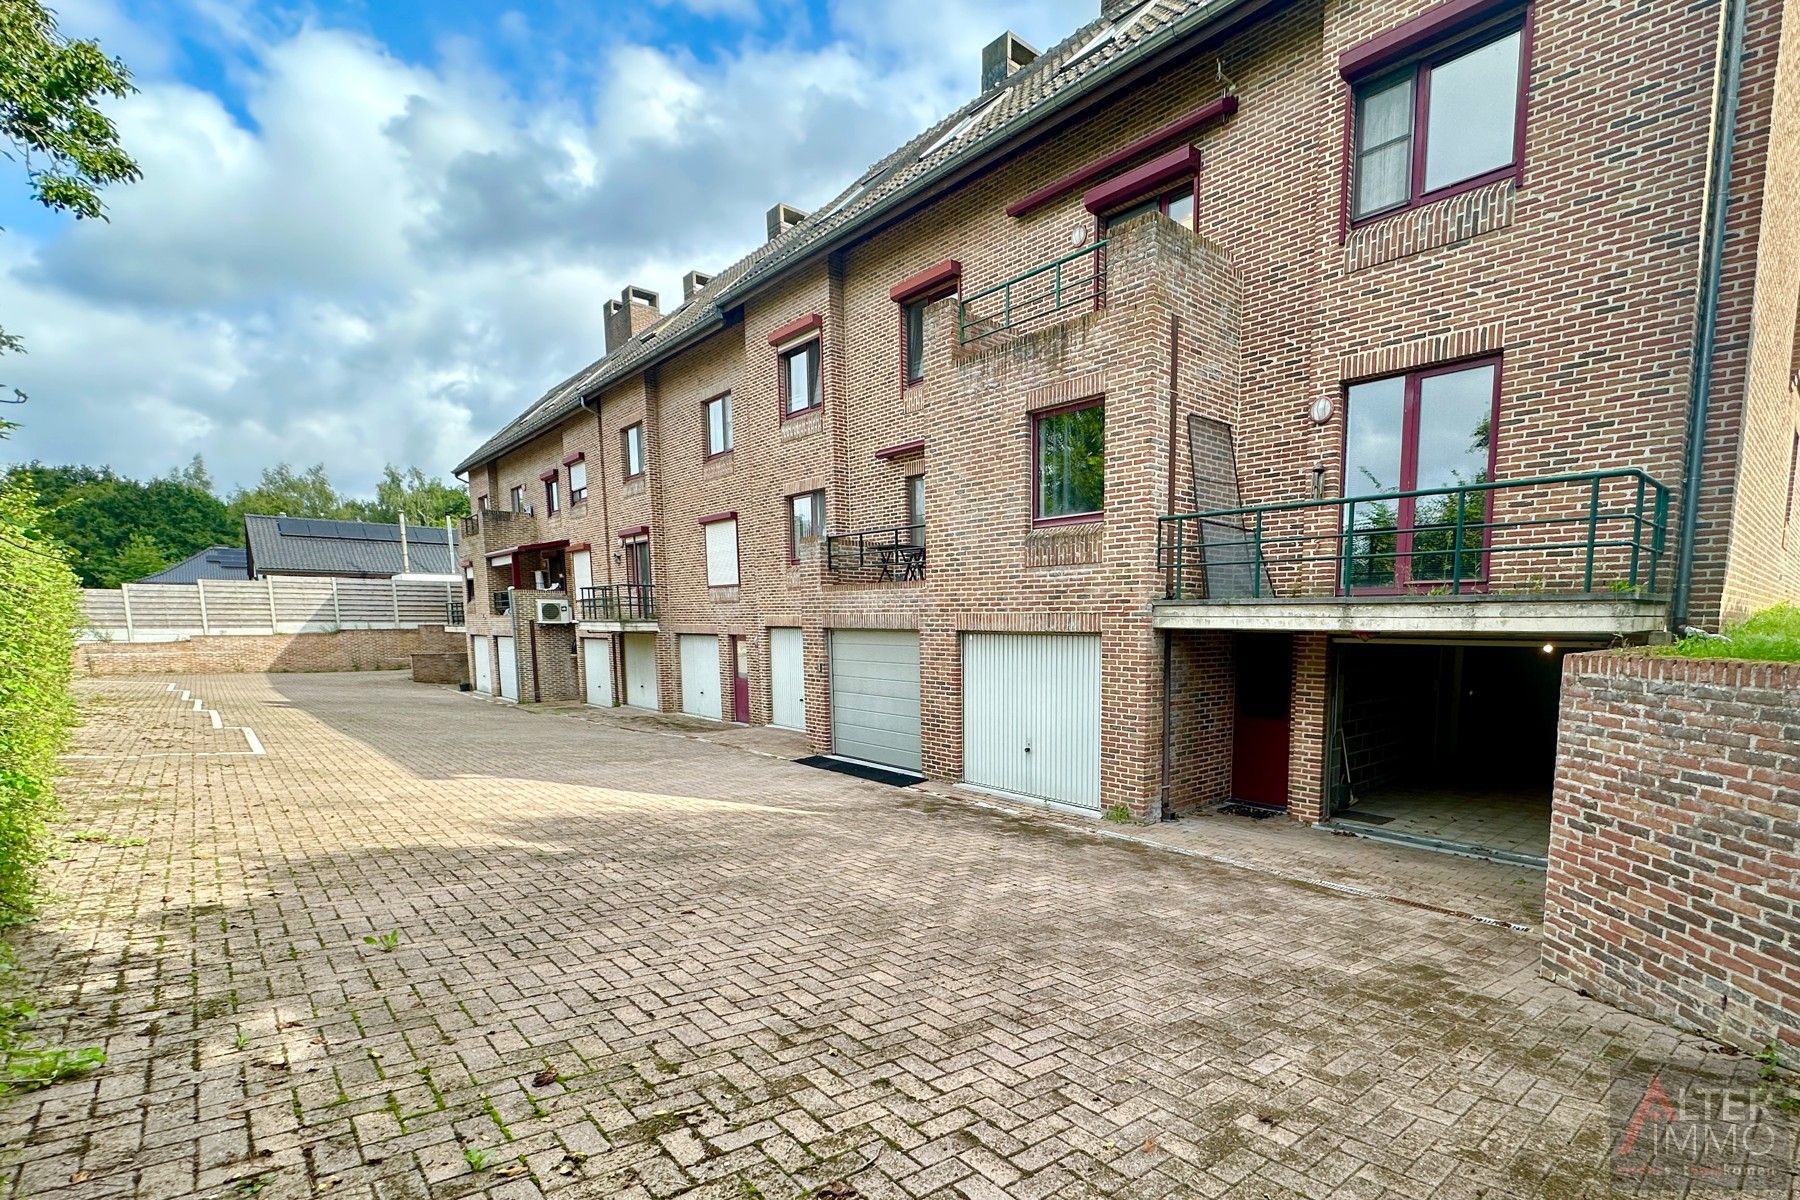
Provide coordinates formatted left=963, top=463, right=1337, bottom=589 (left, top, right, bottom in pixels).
left=731, top=636, right=750, bottom=724
left=1231, top=634, right=1292, bottom=808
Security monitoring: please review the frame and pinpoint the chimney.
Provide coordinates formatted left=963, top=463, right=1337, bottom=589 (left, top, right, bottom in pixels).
left=766, top=202, right=809, bottom=241
left=981, top=32, right=1039, bottom=91
left=682, top=269, right=715, bottom=301
left=604, top=285, right=661, bottom=354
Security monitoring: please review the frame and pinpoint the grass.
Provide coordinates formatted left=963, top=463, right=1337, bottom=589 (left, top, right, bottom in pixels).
left=1663, top=603, right=1800, bottom=663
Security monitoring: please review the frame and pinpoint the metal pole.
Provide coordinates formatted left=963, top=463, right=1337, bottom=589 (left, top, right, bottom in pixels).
left=121, top=585, right=135, bottom=643
left=266, top=576, right=278, bottom=634
left=196, top=581, right=210, bottom=635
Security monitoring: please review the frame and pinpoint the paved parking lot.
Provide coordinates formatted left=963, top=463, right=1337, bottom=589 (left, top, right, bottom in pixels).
left=4, top=672, right=1788, bottom=1199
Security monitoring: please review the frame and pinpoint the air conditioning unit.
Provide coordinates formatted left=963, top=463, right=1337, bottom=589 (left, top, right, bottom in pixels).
left=535, top=598, right=573, bottom=625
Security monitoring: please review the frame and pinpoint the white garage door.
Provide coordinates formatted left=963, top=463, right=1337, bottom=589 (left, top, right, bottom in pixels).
left=962, top=633, right=1100, bottom=811
left=622, top=634, right=658, bottom=710
left=830, top=630, right=920, bottom=772
left=495, top=635, right=519, bottom=701
left=583, top=638, right=614, bottom=707
left=769, top=627, right=806, bottom=731
left=679, top=634, right=722, bottom=720
left=470, top=636, right=493, bottom=694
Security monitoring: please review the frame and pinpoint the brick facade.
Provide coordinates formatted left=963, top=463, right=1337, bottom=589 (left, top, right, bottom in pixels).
left=75, top=626, right=465, bottom=677
left=1543, top=651, right=1800, bottom=1054
left=454, top=0, right=1799, bottom=821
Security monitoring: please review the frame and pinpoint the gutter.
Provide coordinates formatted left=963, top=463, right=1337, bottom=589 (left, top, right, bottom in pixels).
left=1669, top=0, right=1747, bottom=633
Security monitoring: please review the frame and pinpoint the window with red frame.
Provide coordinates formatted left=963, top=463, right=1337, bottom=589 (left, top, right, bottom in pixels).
left=621, top=423, right=645, bottom=479
left=1033, top=400, right=1105, bottom=524
left=788, top=491, right=825, bottom=561
left=781, top=341, right=822, bottom=416
left=477, top=493, right=489, bottom=511
left=902, top=299, right=929, bottom=384
left=1342, top=359, right=1500, bottom=591
left=1101, top=183, right=1195, bottom=232
left=704, top=393, right=733, bottom=456
left=543, top=475, right=560, bottom=515
left=567, top=459, right=588, bottom=503
left=1350, top=14, right=1528, bottom=222
left=508, top=485, right=524, bottom=512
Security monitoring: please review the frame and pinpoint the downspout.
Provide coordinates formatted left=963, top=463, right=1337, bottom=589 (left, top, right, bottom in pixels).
left=1158, top=315, right=1181, bottom=819
left=1669, top=0, right=1748, bottom=633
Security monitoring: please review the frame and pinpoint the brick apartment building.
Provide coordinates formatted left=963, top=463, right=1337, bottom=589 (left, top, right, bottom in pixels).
left=454, top=0, right=1800, bottom=865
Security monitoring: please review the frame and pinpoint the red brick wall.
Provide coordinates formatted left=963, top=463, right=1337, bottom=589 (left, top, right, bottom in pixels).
left=75, top=626, right=465, bottom=677
left=1544, top=651, right=1800, bottom=1054
left=454, top=0, right=1799, bottom=816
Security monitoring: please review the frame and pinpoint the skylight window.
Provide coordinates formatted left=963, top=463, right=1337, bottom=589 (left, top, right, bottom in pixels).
left=918, top=94, right=1004, bottom=162
left=1059, top=1, right=1157, bottom=72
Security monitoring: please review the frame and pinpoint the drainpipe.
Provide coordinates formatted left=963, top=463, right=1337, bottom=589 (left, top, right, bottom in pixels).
left=1158, top=316, right=1181, bottom=819
left=1669, top=0, right=1748, bottom=633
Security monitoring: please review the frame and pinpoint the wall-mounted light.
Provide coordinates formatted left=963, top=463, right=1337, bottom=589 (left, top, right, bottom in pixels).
left=1542, top=643, right=1556, bottom=655
left=1311, top=463, right=1326, bottom=500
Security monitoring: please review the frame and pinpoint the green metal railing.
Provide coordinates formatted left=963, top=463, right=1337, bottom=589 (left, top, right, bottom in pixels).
left=1156, top=469, right=1671, bottom=602
left=958, top=240, right=1107, bottom=344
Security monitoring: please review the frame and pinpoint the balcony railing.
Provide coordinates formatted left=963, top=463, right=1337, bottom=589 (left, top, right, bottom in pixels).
left=578, top=584, right=656, bottom=622
left=1156, top=469, right=1671, bottom=602
left=958, top=240, right=1107, bottom=344
left=446, top=600, right=466, bottom=628
left=461, top=508, right=531, bottom=538
left=826, top=525, right=926, bottom=584
left=491, top=590, right=512, bottom=616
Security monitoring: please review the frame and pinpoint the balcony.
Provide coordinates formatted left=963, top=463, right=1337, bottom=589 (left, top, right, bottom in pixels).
left=461, top=507, right=536, bottom=544
left=491, top=590, right=512, bottom=617
left=1153, top=469, right=1673, bottom=638
left=578, top=584, right=656, bottom=624
left=958, top=240, right=1106, bottom=344
left=826, top=525, right=926, bottom=585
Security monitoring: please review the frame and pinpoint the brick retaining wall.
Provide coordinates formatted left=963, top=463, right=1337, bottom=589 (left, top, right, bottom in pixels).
left=1544, top=651, right=1800, bottom=1054
left=74, top=626, right=465, bottom=677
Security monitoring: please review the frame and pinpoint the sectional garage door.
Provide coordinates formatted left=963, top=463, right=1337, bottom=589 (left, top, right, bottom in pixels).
left=622, top=634, right=658, bottom=710
left=470, top=636, right=493, bottom=695
left=679, top=634, right=722, bottom=720
left=962, top=633, right=1101, bottom=811
left=829, top=630, right=921, bottom=772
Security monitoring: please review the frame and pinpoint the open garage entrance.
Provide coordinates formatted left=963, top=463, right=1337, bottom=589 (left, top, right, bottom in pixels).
left=1326, top=640, right=1591, bottom=866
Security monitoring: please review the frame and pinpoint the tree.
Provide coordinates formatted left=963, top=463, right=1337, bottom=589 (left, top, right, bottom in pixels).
left=0, top=0, right=141, bottom=408
left=164, top=454, right=213, bottom=493
left=226, top=463, right=350, bottom=524
left=361, top=465, right=469, bottom=526
left=99, top=531, right=167, bottom=586
left=0, top=462, right=235, bottom=587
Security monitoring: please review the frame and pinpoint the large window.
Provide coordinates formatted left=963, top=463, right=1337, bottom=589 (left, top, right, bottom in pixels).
left=1351, top=21, right=1526, bottom=221
left=789, top=490, right=825, bottom=561
left=705, top=393, right=733, bottom=457
left=1343, top=359, right=1500, bottom=589
left=782, top=341, right=822, bottom=416
left=621, top=423, right=645, bottom=479
left=1034, top=401, right=1105, bottom=523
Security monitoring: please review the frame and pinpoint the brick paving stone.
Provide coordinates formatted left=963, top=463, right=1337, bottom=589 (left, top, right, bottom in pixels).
left=2, top=673, right=1795, bottom=1199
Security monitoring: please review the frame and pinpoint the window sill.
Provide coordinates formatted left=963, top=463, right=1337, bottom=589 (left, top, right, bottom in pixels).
left=1032, top=513, right=1102, bottom=529
left=1349, top=166, right=1519, bottom=234
left=780, top=403, right=824, bottom=423
left=1344, top=178, right=1517, bottom=273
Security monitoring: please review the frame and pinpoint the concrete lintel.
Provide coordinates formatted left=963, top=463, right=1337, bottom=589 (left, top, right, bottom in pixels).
left=1151, top=598, right=1667, bottom=638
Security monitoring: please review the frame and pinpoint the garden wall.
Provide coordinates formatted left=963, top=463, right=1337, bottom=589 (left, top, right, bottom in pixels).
left=74, top=626, right=464, bottom=677
left=1544, top=651, right=1800, bottom=1054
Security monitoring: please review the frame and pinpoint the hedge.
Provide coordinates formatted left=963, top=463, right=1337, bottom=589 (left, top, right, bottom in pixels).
left=0, top=481, right=82, bottom=926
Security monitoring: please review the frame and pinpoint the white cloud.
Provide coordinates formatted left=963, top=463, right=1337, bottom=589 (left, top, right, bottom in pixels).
left=1, top=0, right=1098, bottom=496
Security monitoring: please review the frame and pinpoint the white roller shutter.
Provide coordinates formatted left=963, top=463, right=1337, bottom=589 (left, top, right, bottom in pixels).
left=769, top=627, right=806, bottom=731
left=704, top=520, right=739, bottom=586
left=829, top=630, right=921, bottom=772
left=962, top=633, right=1100, bottom=811
left=679, top=634, right=722, bottom=720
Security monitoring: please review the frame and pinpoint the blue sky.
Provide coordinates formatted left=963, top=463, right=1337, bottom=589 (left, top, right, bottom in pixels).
left=1, top=0, right=1096, bottom=497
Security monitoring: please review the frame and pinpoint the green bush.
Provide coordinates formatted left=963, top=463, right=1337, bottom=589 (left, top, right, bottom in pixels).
left=1664, top=603, right=1800, bottom=664
left=0, top=481, right=82, bottom=926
